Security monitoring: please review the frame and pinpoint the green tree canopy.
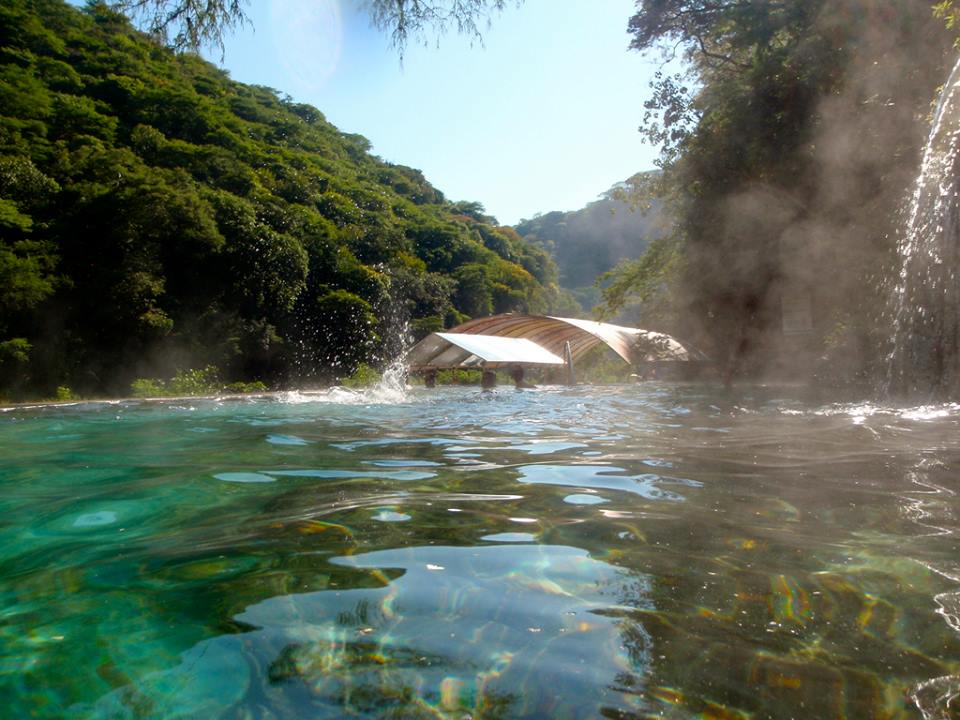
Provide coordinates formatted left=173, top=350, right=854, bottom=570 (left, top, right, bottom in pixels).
left=0, top=0, right=564, bottom=398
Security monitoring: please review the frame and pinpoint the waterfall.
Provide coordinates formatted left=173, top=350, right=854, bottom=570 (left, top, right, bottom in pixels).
left=888, top=56, right=960, bottom=399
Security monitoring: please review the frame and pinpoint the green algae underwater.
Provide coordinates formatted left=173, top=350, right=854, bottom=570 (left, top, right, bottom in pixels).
left=1, top=384, right=959, bottom=719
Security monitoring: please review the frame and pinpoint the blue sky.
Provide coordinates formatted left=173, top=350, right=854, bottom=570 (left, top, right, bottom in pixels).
left=207, top=1, right=664, bottom=225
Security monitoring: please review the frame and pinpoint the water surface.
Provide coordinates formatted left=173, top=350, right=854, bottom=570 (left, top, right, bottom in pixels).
left=2, top=385, right=959, bottom=718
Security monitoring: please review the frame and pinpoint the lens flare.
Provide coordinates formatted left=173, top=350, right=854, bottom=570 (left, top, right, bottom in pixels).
left=269, top=0, right=343, bottom=96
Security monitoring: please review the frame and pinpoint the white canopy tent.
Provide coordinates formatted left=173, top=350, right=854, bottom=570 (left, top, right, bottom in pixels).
left=406, top=332, right=565, bottom=370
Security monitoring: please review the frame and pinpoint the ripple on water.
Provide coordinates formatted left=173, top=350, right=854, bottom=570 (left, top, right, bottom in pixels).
left=213, top=472, right=275, bottom=483
left=517, top=464, right=689, bottom=501
left=265, top=434, right=311, bottom=446
left=72, top=511, right=117, bottom=527
left=333, top=437, right=463, bottom=451
left=563, top=493, right=609, bottom=505
left=264, top=469, right=436, bottom=481
left=363, top=459, right=443, bottom=468
left=37, top=500, right=149, bottom=537
left=481, top=532, right=536, bottom=542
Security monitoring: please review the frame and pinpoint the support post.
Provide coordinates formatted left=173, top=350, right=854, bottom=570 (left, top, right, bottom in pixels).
left=564, top=341, right=576, bottom=385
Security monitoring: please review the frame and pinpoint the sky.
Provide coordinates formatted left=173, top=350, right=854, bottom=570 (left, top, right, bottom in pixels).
left=205, top=0, right=665, bottom=225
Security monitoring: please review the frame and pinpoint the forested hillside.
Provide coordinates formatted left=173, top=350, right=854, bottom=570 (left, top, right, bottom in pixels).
left=0, top=0, right=571, bottom=398
left=514, top=173, right=667, bottom=310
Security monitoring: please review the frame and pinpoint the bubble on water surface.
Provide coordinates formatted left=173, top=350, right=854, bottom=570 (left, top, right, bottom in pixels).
left=72, top=511, right=117, bottom=527
left=214, top=472, right=276, bottom=483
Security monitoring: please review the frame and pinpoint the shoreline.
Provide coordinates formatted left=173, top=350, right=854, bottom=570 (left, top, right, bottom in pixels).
left=0, top=390, right=319, bottom=411
left=0, top=380, right=859, bottom=412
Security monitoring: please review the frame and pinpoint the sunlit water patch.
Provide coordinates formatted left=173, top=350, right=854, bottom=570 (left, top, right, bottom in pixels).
left=2, top=384, right=960, bottom=718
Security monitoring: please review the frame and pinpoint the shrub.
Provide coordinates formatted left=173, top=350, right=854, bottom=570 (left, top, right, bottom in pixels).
left=130, top=378, right=166, bottom=398
left=436, top=369, right=481, bottom=385
left=167, top=366, right=220, bottom=396
left=223, top=380, right=268, bottom=394
left=55, top=385, right=76, bottom=401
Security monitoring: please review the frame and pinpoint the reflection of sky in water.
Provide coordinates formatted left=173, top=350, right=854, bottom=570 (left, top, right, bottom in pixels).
left=72, top=511, right=117, bottom=527
left=363, top=459, right=443, bottom=468
left=564, top=493, right=608, bottom=505
left=264, top=468, right=436, bottom=481
left=266, top=434, right=311, bottom=446
left=517, top=464, right=690, bottom=501
left=84, top=544, right=652, bottom=718
left=215, top=472, right=275, bottom=483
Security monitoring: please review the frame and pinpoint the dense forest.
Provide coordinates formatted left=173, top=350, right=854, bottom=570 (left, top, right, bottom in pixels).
left=0, top=0, right=575, bottom=399
left=601, top=0, right=957, bottom=383
left=514, top=173, right=667, bottom=312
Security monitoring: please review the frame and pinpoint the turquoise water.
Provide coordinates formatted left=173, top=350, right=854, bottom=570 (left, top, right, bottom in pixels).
left=2, top=385, right=960, bottom=718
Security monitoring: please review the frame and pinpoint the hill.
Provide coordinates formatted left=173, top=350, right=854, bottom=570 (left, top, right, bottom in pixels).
left=514, top=175, right=668, bottom=308
left=0, top=0, right=572, bottom=398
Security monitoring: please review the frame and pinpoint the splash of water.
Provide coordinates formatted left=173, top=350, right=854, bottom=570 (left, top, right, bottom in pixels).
left=282, top=335, right=412, bottom=405
left=888, top=56, right=960, bottom=399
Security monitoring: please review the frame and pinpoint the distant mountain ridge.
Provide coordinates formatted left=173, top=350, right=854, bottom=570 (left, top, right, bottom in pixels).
left=514, top=174, right=667, bottom=305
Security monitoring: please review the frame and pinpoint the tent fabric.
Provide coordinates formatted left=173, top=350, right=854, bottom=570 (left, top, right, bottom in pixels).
left=447, top=314, right=695, bottom=363
left=406, top=332, right=565, bottom=369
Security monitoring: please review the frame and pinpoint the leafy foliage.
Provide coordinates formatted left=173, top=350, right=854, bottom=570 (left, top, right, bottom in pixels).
left=367, top=0, right=513, bottom=55
left=0, top=0, right=563, bottom=398
left=934, top=1, right=960, bottom=45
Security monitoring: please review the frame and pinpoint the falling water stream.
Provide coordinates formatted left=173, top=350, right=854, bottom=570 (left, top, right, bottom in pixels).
left=888, top=55, right=960, bottom=399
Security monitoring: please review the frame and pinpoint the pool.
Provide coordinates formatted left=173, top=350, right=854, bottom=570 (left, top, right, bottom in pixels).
left=1, top=384, right=958, bottom=718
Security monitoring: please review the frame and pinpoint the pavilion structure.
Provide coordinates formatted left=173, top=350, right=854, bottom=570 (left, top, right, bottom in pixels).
left=406, top=313, right=703, bottom=379
left=405, top=332, right=565, bottom=370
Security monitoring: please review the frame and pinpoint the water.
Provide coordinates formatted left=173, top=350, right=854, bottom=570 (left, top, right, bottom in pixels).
left=2, top=384, right=960, bottom=719
left=888, top=55, right=960, bottom=399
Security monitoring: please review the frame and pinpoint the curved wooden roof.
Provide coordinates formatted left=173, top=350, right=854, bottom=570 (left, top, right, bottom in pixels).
left=445, top=314, right=695, bottom=364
